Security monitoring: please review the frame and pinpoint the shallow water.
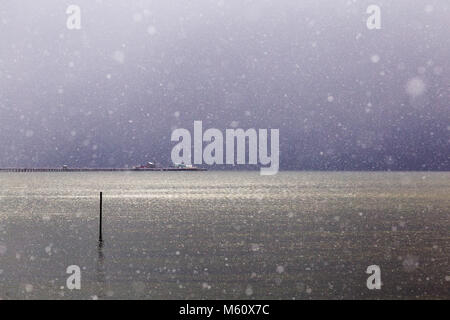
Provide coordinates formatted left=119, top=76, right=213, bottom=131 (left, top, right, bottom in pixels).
left=0, top=171, right=448, bottom=299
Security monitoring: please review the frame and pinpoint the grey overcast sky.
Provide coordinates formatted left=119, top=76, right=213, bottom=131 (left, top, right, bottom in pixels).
left=0, top=0, right=449, bottom=170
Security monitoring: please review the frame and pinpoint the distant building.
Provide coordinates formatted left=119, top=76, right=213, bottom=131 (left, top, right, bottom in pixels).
left=135, top=161, right=156, bottom=169
left=145, top=162, right=156, bottom=168
left=175, top=163, right=193, bottom=169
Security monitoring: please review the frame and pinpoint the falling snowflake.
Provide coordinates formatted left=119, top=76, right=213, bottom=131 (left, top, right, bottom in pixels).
left=113, top=50, right=125, bottom=64
left=370, top=55, right=380, bottom=63
left=147, top=26, right=157, bottom=36
left=276, top=265, right=284, bottom=274
left=132, top=13, right=143, bottom=23
left=406, top=77, right=426, bottom=98
left=402, top=255, right=419, bottom=272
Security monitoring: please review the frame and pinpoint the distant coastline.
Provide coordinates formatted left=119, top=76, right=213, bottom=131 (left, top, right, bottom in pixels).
left=0, top=167, right=207, bottom=172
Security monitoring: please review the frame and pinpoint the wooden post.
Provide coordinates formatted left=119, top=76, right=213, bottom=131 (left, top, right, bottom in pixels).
left=99, top=192, right=103, bottom=242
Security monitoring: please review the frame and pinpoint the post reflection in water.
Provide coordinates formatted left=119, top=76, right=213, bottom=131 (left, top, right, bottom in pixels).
left=95, top=240, right=107, bottom=298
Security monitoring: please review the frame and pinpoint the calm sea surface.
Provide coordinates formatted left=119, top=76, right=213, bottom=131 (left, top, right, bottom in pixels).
left=0, top=171, right=448, bottom=299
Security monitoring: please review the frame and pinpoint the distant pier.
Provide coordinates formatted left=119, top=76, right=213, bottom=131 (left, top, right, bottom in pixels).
left=0, top=167, right=207, bottom=173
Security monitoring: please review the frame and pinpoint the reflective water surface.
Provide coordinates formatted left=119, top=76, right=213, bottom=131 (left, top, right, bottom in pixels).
left=0, top=171, right=448, bottom=299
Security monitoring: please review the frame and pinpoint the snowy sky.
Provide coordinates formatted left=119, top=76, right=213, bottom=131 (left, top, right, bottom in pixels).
left=0, top=0, right=448, bottom=170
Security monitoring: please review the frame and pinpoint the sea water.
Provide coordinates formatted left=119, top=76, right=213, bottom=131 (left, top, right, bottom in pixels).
left=0, top=171, right=448, bottom=299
